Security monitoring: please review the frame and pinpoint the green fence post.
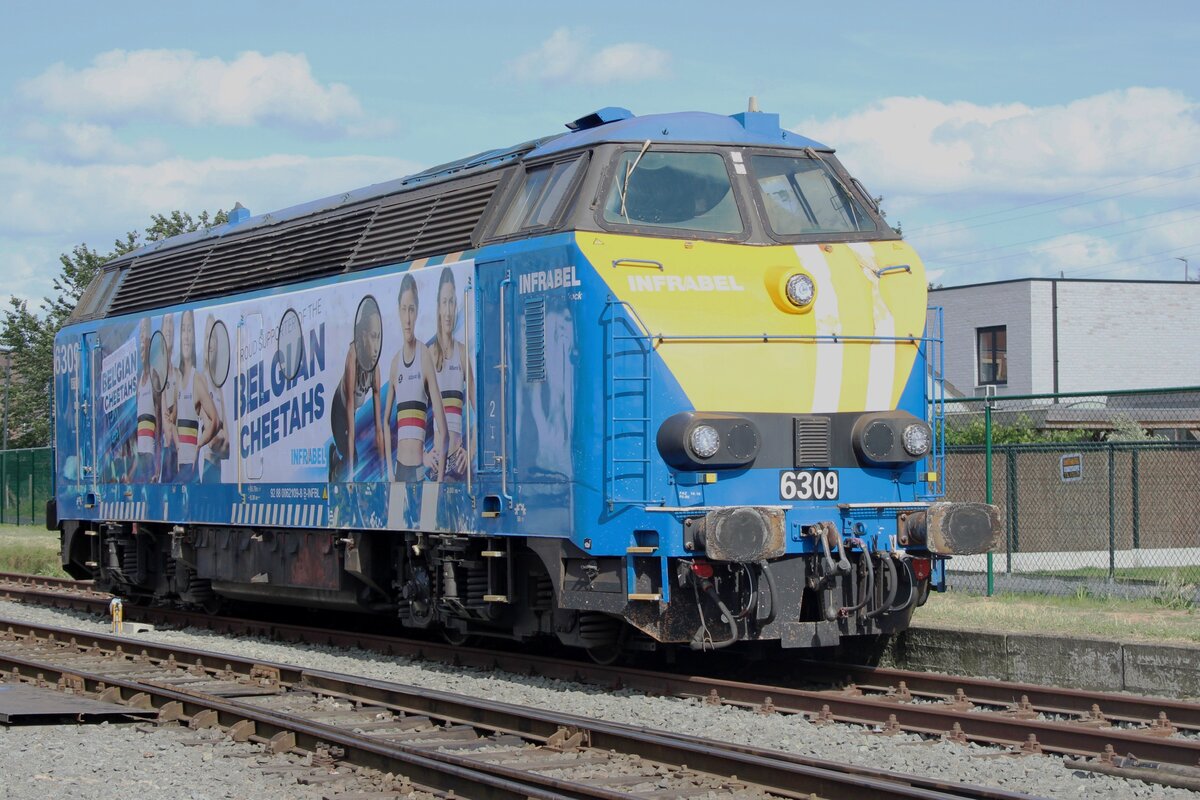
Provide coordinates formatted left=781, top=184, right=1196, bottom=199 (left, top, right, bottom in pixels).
left=1131, top=448, right=1140, bottom=550
left=1108, top=444, right=1116, bottom=582
left=1005, top=447, right=1014, bottom=574
left=16, top=449, right=23, bottom=525
left=985, top=402, right=994, bottom=596
left=1008, top=447, right=1020, bottom=554
left=0, top=450, right=6, bottom=524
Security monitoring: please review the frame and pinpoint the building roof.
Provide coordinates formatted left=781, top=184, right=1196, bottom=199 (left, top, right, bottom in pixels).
left=931, top=277, right=1200, bottom=292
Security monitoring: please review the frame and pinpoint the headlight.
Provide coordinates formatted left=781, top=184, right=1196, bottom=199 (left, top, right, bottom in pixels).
left=902, top=423, right=932, bottom=456
left=785, top=273, right=816, bottom=308
left=689, top=424, right=721, bottom=459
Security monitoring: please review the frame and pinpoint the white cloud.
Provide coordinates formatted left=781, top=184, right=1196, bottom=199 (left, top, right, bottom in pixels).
left=0, top=153, right=423, bottom=237
left=796, top=89, right=1200, bottom=285
left=509, top=28, right=670, bottom=85
left=796, top=88, right=1200, bottom=197
left=0, top=152, right=424, bottom=301
left=19, top=49, right=364, bottom=134
left=19, top=121, right=168, bottom=164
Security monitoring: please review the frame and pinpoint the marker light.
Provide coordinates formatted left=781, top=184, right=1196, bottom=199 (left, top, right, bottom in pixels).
left=689, top=424, right=721, bottom=459
left=902, top=423, right=932, bottom=456
left=785, top=273, right=816, bottom=308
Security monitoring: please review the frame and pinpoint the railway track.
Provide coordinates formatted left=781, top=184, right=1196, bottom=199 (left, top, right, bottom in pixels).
left=2, top=573, right=1198, bottom=791
left=0, top=616, right=1030, bottom=800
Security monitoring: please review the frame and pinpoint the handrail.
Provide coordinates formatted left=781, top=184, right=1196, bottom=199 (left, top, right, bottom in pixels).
left=463, top=283, right=473, bottom=501
left=645, top=332, right=926, bottom=345
left=612, top=258, right=664, bottom=271
left=498, top=275, right=513, bottom=508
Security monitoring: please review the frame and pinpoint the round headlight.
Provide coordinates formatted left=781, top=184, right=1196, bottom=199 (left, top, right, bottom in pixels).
left=689, top=424, right=720, bottom=459
left=902, top=423, right=932, bottom=456
left=785, top=273, right=816, bottom=308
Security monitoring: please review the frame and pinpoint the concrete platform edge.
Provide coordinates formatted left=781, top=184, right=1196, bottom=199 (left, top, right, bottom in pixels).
left=884, top=627, right=1200, bottom=699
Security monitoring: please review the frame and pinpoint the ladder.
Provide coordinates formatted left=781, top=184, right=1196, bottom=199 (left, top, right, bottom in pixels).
left=605, top=299, right=659, bottom=509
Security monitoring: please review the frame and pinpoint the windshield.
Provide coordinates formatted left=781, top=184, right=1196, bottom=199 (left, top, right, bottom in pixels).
left=751, top=154, right=877, bottom=236
left=602, top=151, right=743, bottom=234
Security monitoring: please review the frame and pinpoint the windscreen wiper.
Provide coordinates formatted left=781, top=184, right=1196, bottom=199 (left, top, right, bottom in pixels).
left=619, top=139, right=653, bottom=221
left=804, top=146, right=862, bottom=229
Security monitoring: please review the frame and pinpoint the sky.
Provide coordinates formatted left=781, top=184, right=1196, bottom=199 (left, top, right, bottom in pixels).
left=3, top=0, right=1199, bottom=307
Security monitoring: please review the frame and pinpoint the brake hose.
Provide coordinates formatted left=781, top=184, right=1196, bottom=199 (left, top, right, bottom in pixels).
left=889, top=555, right=918, bottom=613
left=865, top=552, right=898, bottom=620
left=838, top=537, right=874, bottom=616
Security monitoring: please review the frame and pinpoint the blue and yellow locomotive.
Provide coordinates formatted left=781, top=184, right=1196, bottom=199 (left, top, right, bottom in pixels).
left=53, top=104, right=1000, bottom=659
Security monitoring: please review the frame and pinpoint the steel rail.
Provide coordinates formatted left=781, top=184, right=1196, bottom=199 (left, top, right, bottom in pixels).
left=3, top=579, right=1195, bottom=770
left=0, top=651, right=574, bottom=800
left=0, top=616, right=1034, bottom=800
left=794, top=660, right=1200, bottom=730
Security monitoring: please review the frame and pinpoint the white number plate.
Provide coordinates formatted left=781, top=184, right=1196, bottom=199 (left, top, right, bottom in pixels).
left=779, top=469, right=840, bottom=501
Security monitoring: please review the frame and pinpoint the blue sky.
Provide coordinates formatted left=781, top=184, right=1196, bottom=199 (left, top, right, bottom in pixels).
left=4, top=0, right=1199, bottom=304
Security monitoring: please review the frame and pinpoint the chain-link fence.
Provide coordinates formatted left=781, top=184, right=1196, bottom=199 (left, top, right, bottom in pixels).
left=1, top=447, right=53, bottom=526
left=938, top=387, right=1200, bottom=600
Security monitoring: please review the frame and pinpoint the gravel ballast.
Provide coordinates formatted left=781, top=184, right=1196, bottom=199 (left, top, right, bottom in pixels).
left=0, top=599, right=1193, bottom=799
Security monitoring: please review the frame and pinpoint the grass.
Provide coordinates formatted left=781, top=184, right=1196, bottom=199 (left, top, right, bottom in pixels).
left=1024, top=565, right=1200, bottom=584
left=0, top=523, right=67, bottom=577
left=919, top=588, right=1200, bottom=645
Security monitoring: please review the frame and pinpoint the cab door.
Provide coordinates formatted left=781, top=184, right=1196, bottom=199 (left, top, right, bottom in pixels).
left=474, top=260, right=513, bottom=509
left=78, top=332, right=100, bottom=490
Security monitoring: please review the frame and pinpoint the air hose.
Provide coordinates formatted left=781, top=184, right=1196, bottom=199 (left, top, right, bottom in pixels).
left=864, top=552, right=898, bottom=619
left=838, top=537, right=874, bottom=617
left=689, top=578, right=741, bottom=651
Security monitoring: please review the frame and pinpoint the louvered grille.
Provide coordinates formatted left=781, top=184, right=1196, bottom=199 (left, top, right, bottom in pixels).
left=188, top=209, right=375, bottom=303
left=346, top=195, right=438, bottom=269
left=793, top=416, right=832, bottom=467
left=349, top=180, right=497, bottom=270
left=524, top=297, right=546, bottom=382
left=107, top=249, right=212, bottom=316
left=102, top=175, right=502, bottom=318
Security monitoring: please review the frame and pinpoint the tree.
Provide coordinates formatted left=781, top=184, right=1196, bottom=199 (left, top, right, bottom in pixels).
left=872, top=195, right=902, bottom=237
left=1, top=209, right=227, bottom=448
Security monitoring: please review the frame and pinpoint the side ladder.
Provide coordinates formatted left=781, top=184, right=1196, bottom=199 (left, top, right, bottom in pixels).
left=605, top=298, right=659, bottom=509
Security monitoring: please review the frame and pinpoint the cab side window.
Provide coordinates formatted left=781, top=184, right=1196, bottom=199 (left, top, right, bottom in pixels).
left=493, top=157, right=585, bottom=236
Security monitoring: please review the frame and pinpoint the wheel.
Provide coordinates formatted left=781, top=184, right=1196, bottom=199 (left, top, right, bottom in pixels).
left=440, top=625, right=476, bottom=647
left=585, top=641, right=623, bottom=666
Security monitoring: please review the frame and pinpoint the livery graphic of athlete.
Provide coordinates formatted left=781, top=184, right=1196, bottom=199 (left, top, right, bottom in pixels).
left=429, top=267, right=473, bottom=481
left=329, top=296, right=386, bottom=482
left=131, top=317, right=159, bottom=483
left=389, top=273, right=447, bottom=492
left=158, top=313, right=179, bottom=483
left=173, top=310, right=222, bottom=482
left=198, top=317, right=230, bottom=484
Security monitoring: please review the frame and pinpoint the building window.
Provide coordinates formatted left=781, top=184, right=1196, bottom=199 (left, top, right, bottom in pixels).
left=977, top=326, right=1007, bottom=385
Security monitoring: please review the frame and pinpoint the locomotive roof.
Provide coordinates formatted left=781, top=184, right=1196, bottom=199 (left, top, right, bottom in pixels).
left=106, top=108, right=830, bottom=267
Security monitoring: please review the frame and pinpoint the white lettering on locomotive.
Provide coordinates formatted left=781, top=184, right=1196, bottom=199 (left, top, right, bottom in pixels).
left=518, top=266, right=581, bottom=294
left=625, top=274, right=745, bottom=292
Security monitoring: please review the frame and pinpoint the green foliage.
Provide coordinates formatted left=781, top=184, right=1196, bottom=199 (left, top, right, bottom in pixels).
left=1152, top=571, right=1196, bottom=611
left=944, top=413, right=1095, bottom=446
left=1104, top=415, right=1167, bottom=443
left=0, top=543, right=67, bottom=577
left=1, top=209, right=227, bottom=447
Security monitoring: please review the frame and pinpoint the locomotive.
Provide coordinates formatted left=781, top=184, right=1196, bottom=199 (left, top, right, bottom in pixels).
left=53, top=104, right=1000, bottom=660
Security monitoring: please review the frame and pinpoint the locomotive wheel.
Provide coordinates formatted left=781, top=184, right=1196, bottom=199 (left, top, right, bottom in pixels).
left=578, top=612, right=626, bottom=664
left=440, top=625, right=476, bottom=647
left=585, top=641, right=624, bottom=665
